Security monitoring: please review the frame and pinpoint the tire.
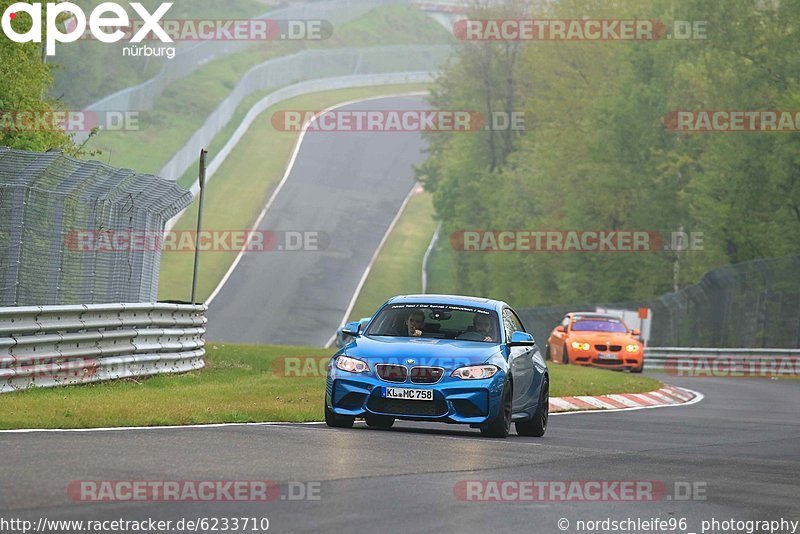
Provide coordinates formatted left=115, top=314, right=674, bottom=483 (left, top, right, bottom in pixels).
left=562, top=347, right=570, bottom=365
left=630, top=362, right=644, bottom=373
left=365, top=414, right=395, bottom=428
left=481, top=379, right=512, bottom=438
left=325, top=403, right=355, bottom=428
left=545, top=344, right=552, bottom=362
left=516, top=375, right=548, bottom=437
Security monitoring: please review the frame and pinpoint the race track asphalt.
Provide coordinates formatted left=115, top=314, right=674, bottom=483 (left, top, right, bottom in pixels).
left=205, top=94, right=429, bottom=346
left=3, top=374, right=798, bottom=533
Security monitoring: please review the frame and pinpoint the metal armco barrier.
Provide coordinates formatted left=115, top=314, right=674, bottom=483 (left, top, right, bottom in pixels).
left=644, top=347, right=799, bottom=374
left=0, top=303, right=207, bottom=393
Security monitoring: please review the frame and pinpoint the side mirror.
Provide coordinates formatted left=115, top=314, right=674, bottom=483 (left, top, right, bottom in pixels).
left=342, top=321, right=362, bottom=337
left=508, top=331, right=535, bottom=347
left=631, top=328, right=641, bottom=336
left=555, top=325, right=566, bottom=333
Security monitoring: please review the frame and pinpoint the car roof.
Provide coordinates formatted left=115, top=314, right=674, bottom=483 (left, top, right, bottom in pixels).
left=388, top=294, right=506, bottom=311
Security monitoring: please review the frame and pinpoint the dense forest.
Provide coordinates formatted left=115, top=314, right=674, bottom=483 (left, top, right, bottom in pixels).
left=419, top=0, right=800, bottom=307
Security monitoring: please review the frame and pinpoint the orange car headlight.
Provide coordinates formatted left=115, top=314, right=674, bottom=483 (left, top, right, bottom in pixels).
left=625, top=344, right=640, bottom=353
left=571, top=341, right=591, bottom=351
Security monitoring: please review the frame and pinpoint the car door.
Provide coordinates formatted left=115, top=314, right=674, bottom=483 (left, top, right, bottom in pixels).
left=504, top=308, right=535, bottom=412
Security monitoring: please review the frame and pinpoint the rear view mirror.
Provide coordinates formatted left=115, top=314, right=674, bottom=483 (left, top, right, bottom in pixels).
left=342, top=321, right=362, bottom=337
left=508, top=331, right=535, bottom=347
left=631, top=328, right=641, bottom=336
left=555, top=325, right=566, bottom=333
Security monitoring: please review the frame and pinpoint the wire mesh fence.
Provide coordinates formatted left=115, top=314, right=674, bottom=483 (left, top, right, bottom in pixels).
left=517, top=256, right=800, bottom=349
left=0, top=148, right=192, bottom=306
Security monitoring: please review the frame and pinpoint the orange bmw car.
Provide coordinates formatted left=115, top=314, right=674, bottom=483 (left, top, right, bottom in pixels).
left=546, top=312, right=644, bottom=372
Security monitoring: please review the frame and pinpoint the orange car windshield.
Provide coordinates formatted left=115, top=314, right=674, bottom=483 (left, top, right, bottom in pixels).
left=571, top=320, right=627, bottom=333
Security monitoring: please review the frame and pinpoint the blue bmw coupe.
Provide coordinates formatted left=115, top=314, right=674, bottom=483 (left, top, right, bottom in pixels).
left=325, top=295, right=549, bottom=438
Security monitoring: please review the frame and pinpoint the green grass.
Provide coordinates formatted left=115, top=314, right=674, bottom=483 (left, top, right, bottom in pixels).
left=348, top=189, right=438, bottom=321
left=0, top=343, right=661, bottom=429
left=84, top=4, right=452, bottom=173
left=157, top=83, right=430, bottom=302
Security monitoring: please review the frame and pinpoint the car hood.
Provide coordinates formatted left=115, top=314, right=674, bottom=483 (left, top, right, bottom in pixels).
left=344, top=335, right=502, bottom=367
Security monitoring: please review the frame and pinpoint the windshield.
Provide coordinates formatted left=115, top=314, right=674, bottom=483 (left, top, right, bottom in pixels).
left=366, top=304, right=500, bottom=343
left=571, top=318, right=628, bottom=333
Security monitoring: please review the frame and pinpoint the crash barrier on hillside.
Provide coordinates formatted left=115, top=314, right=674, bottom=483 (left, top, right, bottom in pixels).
left=643, top=347, right=800, bottom=376
left=517, top=255, right=800, bottom=348
left=75, top=0, right=408, bottom=120
left=156, top=45, right=452, bottom=186
left=0, top=303, right=206, bottom=393
left=0, top=149, right=193, bottom=306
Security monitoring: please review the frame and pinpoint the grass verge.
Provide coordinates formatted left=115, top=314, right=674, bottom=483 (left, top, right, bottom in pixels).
left=157, top=83, right=429, bottom=302
left=347, top=188, right=438, bottom=321
left=0, top=343, right=662, bottom=429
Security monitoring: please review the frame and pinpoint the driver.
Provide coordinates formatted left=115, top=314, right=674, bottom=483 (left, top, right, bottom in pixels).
left=473, top=314, right=495, bottom=342
left=406, top=309, right=425, bottom=337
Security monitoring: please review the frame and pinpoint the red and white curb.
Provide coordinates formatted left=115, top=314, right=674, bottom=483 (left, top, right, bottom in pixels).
left=549, top=385, right=701, bottom=414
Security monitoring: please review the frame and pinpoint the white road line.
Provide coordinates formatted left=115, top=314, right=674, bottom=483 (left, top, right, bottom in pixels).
left=206, top=91, right=429, bottom=306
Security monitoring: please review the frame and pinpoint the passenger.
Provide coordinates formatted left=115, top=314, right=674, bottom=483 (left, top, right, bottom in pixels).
left=406, top=309, right=425, bottom=337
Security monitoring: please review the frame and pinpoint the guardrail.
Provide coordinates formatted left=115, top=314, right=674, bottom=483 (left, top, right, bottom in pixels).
left=0, top=303, right=207, bottom=393
left=644, top=347, right=799, bottom=374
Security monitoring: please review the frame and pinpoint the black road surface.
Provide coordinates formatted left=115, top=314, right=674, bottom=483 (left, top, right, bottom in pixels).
left=3, top=375, right=799, bottom=533
left=205, top=95, right=429, bottom=346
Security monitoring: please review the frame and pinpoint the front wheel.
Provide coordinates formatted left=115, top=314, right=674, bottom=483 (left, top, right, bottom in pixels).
left=325, top=403, right=355, bottom=428
left=481, top=380, right=512, bottom=438
left=516, top=375, right=548, bottom=437
left=562, top=347, right=570, bottom=365
left=365, top=414, right=395, bottom=428
left=630, top=362, right=644, bottom=373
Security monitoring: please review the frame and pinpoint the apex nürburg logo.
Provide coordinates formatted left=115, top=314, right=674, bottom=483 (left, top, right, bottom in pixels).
left=1, top=2, right=174, bottom=56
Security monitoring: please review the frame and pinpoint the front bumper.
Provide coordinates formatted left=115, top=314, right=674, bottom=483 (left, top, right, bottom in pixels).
left=571, top=349, right=643, bottom=369
left=326, top=368, right=506, bottom=425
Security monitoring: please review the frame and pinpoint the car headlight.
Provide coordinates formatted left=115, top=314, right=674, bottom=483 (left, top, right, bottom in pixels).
left=571, top=341, right=591, bottom=351
left=625, top=344, right=640, bottom=353
left=451, top=365, right=499, bottom=380
left=335, top=355, right=369, bottom=373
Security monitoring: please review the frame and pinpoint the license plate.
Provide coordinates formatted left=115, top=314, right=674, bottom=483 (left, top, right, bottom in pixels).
left=597, top=353, right=617, bottom=360
left=382, top=387, right=433, bottom=401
